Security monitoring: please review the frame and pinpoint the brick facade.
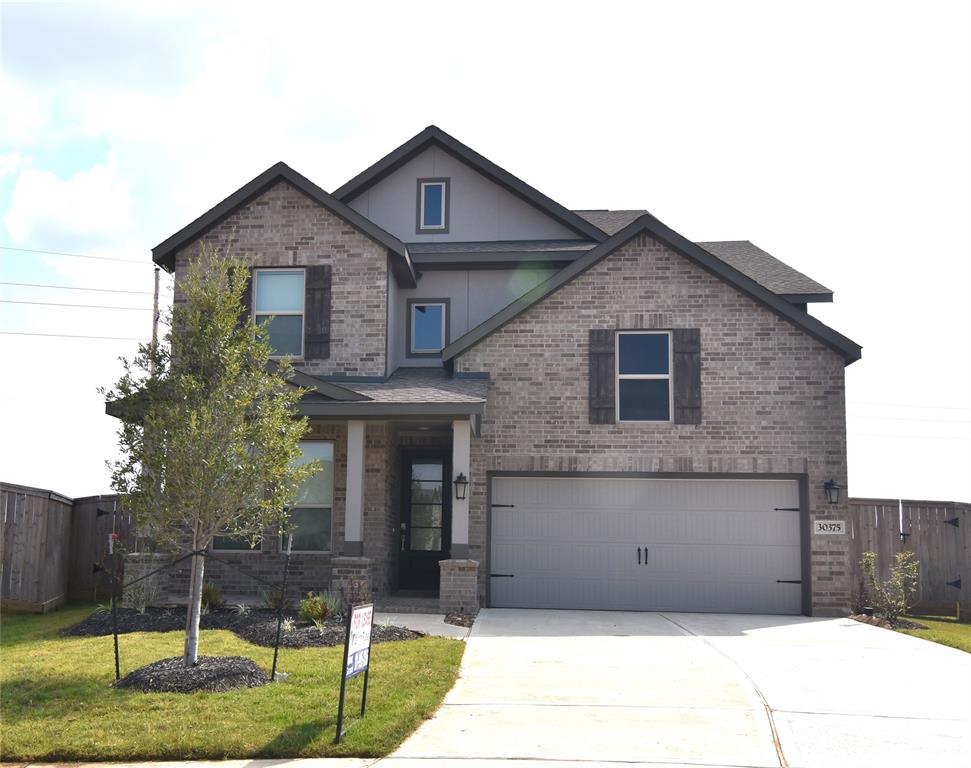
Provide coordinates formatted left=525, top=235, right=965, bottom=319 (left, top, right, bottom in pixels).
left=439, top=559, right=480, bottom=614
left=455, top=232, right=851, bottom=616
left=173, top=180, right=389, bottom=377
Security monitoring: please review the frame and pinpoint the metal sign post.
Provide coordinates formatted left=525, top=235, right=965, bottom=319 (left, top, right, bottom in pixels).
left=335, top=602, right=374, bottom=744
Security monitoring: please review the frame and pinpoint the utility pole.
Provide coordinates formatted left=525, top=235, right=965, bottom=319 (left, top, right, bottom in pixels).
left=150, top=267, right=160, bottom=375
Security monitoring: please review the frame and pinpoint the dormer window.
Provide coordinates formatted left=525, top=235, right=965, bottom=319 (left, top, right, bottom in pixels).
left=417, top=178, right=449, bottom=232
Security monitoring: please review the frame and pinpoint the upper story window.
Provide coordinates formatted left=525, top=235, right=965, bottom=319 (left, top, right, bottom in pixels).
left=417, top=178, right=449, bottom=232
left=408, top=299, right=449, bottom=357
left=253, top=269, right=304, bottom=357
left=616, top=331, right=672, bottom=422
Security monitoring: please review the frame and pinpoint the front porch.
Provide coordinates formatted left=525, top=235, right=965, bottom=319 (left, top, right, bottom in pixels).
left=329, top=415, right=479, bottom=615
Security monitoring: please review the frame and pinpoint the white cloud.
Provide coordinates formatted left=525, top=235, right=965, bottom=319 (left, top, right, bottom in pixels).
left=3, top=156, right=131, bottom=247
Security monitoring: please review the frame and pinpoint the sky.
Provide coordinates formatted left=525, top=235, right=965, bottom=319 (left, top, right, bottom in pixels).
left=0, top=0, right=969, bottom=501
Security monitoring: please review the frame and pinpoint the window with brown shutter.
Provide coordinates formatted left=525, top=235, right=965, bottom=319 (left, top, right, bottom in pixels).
left=304, top=264, right=332, bottom=360
left=588, top=329, right=615, bottom=424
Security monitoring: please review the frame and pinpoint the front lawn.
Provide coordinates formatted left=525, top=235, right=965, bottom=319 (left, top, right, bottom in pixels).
left=900, top=614, right=971, bottom=654
left=0, top=604, right=463, bottom=761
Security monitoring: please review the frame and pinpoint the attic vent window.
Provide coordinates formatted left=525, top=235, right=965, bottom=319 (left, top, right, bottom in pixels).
left=417, top=178, right=449, bottom=232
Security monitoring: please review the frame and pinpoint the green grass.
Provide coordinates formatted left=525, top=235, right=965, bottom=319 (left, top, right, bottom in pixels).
left=900, top=614, right=971, bottom=654
left=0, top=604, right=464, bottom=761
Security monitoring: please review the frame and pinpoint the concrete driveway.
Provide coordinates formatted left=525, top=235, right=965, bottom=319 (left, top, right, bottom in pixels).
left=392, top=608, right=971, bottom=768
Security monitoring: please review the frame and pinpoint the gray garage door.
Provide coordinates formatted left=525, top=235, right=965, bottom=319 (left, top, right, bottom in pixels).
left=490, top=476, right=803, bottom=615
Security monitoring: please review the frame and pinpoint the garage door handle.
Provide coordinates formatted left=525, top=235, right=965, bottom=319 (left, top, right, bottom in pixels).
left=644, top=546, right=648, bottom=564
left=490, top=573, right=515, bottom=578
left=776, top=579, right=802, bottom=584
left=637, top=546, right=641, bottom=565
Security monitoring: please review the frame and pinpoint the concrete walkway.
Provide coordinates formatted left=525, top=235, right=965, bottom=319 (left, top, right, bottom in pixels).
left=392, top=608, right=971, bottom=767
left=374, top=611, right=471, bottom=640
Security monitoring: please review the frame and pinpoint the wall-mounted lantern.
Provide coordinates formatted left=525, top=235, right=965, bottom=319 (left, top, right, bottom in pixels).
left=454, top=472, right=469, bottom=501
left=823, top=479, right=842, bottom=505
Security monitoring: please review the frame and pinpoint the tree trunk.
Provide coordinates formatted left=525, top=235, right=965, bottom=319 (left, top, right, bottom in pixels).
left=183, top=532, right=205, bottom=668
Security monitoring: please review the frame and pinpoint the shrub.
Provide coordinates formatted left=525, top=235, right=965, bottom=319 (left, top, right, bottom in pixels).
left=260, top=589, right=287, bottom=612
left=860, top=550, right=920, bottom=626
left=232, top=603, right=250, bottom=616
left=201, top=581, right=222, bottom=611
left=281, top=616, right=295, bottom=633
left=298, top=592, right=331, bottom=623
left=320, top=590, right=342, bottom=618
left=123, top=579, right=159, bottom=614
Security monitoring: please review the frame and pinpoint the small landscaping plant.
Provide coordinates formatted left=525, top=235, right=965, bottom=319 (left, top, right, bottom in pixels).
left=260, top=588, right=287, bottom=612
left=201, top=581, right=222, bottom=612
left=860, top=550, right=920, bottom=627
left=298, top=591, right=331, bottom=623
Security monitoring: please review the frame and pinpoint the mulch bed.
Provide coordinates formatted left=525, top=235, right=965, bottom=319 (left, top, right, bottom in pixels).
left=114, top=655, right=269, bottom=693
left=850, top=614, right=928, bottom=630
left=444, top=613, right=476, bottom=628
left=65, top=607, right=421, bottom=648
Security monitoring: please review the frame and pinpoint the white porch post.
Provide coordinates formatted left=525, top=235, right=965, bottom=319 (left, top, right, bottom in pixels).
left=451, top=418, right=471, bottom=558
left=344, top=420, right=365, bottom=556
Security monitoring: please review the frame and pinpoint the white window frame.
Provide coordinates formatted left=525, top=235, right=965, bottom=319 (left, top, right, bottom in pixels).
left=410, top=301, right=447, bottom=354
left=282, top=439, right=334, bottom=554
left=615, top=330, right=673, bottom=423
left=253, top=268, right=306, bottom=359
left=419, top=181, right=447, bottom=230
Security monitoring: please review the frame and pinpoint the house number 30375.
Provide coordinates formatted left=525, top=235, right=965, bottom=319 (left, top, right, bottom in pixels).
left=813, top=520, right=846, bottom=535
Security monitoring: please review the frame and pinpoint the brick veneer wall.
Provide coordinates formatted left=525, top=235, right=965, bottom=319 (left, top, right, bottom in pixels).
left=173, top=180, right=389, bottom=377
left=455, top=232, right=852, bottom=616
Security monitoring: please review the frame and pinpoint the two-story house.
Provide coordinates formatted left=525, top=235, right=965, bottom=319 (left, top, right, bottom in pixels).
left=146, top=126, right=861, bottom=617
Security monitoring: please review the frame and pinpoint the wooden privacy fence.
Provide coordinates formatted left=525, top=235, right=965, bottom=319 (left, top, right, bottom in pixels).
left=0, top=482, right=133, bottom=612
left=0, top=484, right=74, bottom=612
left=848, top=498, right=969, bottom=615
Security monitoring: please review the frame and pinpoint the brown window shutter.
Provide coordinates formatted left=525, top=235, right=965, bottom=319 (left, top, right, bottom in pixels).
left=588, top=329, right=615, bottom=424
left=672, top=328, right=702, bottom=424
left=237, top=267, right=253, bottom=327
left=305, top=265, right=332, bottom=360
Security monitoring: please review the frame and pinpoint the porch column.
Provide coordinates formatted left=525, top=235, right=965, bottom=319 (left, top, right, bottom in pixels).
left=451, top=418, right=471, bottom=558
left=344, top=420, right=365, bottom=556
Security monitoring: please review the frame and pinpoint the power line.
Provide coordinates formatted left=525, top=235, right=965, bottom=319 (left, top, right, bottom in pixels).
left=0, top=280, right=170, bottom=295
left=850, top=400, right=971, bottom=412
left=0, top=299, right=152, bottom=311
left=850, top=432, right=971, bottom=441
left=850, top=413, right=971, bottom=425
left=0, top=331, right=147, bottom=341
left=0, top=245, right=151, bottom=265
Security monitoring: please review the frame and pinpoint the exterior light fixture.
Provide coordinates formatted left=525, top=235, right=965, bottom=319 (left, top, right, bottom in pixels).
left=454, top=472, right=469, bottom=501
left=823, top=479, right=842, bottom=505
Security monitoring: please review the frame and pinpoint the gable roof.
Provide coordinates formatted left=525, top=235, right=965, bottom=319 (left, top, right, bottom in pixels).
left=574, top=211, right=832, bottom=302
left=152, top=162, right=417, bottom=287
left=697, top=241, right=832, bottom=301
left=443, top=213, right=862, bottom=365
left=333, top=126, right=608, bottom=243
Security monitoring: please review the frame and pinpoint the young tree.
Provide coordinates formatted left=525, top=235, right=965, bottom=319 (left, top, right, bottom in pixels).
left=104, top=245, right=316, bottom=667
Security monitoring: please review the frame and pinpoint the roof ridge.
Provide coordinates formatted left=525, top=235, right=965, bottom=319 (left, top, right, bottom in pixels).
left=332, top=126, right=609, bottom=242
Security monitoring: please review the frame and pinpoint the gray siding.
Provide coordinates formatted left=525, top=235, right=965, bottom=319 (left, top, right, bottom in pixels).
left=393, top=268, right=557, bottom=368
left=347, top=146, right=580, bottom=243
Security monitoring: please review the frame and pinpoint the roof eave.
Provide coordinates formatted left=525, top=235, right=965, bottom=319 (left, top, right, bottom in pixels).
left=151, top=162, right=418, bottom=288
left=443, top=214, right=862, bottom=366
